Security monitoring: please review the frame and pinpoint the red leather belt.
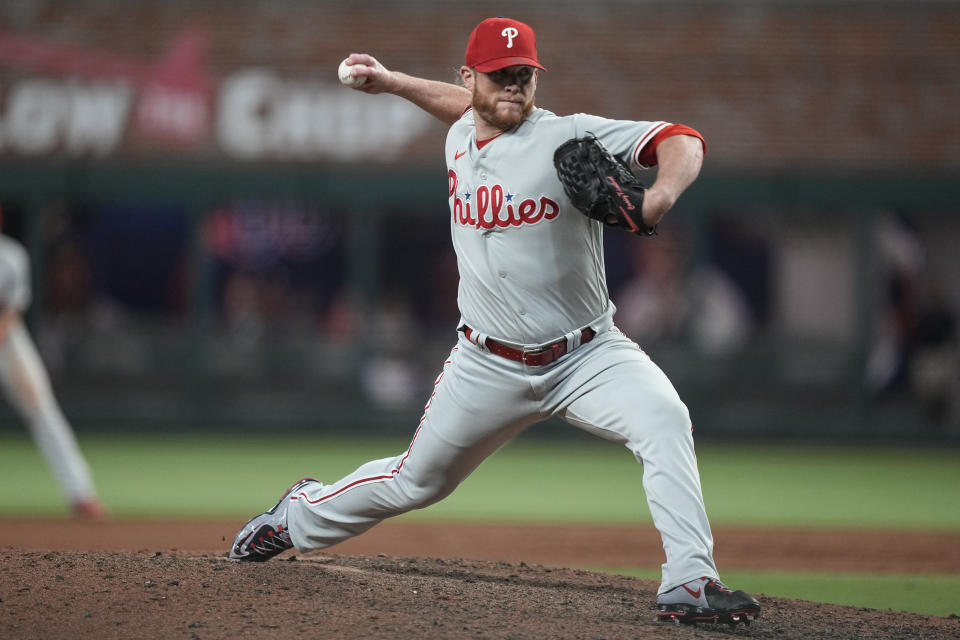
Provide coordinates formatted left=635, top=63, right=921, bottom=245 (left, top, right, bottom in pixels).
left=463, top=326, right=596, bottom=366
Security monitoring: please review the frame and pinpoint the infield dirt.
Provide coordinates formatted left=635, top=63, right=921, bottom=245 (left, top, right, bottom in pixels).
left=1, top=520, right=958, bottom=639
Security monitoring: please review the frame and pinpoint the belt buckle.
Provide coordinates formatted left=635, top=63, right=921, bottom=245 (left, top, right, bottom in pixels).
left=521, top=341, right=562, bottom=365
left=521, top=344, right=547, bottom=365
left=520, top=346, right=539, bottom=365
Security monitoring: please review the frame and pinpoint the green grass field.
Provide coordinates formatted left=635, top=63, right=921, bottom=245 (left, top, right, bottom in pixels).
left=1, top=431, right=958, bottom=616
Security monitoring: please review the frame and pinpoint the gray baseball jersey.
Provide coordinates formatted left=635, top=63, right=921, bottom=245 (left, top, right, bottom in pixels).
left=0, top=235, right=32, bottom=313
left=448, top=108, right=668, bottom=345
left=287, top=108, right=718, bottom=593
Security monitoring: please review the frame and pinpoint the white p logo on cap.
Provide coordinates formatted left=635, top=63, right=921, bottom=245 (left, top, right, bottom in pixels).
left=501, top=26, right=519, bottom=48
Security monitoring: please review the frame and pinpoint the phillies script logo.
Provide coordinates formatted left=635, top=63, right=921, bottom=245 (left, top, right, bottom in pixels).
left=448, top=170, right=560, bottom=230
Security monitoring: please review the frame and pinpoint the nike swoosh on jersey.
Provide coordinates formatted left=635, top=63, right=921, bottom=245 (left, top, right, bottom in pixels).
left=455, top=151, right=466, bottom=160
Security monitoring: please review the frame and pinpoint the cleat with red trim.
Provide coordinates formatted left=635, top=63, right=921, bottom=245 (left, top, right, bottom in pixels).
left=656, top=577, right=760, bottom=625
left=229, top=477, right=319, bottom=561
left=72, top=498, right=110, bottom=521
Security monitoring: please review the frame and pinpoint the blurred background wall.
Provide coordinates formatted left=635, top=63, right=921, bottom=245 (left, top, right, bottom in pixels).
left=0, top=0, right=958, bottom=440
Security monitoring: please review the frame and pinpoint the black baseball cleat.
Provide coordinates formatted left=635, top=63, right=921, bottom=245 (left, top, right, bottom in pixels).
left=656, top=577, right=760, bottom=625
left=229, top=477, right=319, bottom=561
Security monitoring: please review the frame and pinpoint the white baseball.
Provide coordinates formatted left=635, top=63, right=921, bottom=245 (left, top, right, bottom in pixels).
left=338, top=58, right=367, bottom=88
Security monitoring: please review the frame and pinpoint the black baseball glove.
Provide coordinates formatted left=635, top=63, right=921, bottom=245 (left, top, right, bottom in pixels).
left=553, top=133, right=656, bottom=236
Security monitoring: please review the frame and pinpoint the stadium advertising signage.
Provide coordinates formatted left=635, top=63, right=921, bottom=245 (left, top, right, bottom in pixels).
left=0, top=28, right=432, bottom=163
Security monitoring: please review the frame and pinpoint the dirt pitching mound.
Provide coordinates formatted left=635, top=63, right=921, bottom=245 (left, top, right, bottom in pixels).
left=2, top=549, right=957, bottom=640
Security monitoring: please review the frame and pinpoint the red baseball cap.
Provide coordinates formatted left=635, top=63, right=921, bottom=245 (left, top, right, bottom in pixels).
left=465, top=17, right=546, bottom=73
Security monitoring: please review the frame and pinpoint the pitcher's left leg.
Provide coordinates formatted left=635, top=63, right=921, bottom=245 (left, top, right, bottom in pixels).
left=554, top=332, right=716, bottom=593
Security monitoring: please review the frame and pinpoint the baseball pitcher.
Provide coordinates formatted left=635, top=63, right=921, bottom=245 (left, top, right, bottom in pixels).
left=230, top=17, right=759, bottom=625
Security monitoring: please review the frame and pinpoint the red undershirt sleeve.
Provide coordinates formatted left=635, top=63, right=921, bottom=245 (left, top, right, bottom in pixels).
left=634, top=124, right=706, bottom=168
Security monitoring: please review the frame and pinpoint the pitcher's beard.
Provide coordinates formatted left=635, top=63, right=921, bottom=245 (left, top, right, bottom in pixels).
left=472, top=91, right=532, bottom=132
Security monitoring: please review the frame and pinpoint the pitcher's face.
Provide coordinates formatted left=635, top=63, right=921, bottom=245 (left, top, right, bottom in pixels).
left=467, top=65, right=537, bottom=133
